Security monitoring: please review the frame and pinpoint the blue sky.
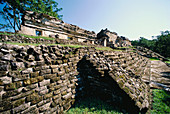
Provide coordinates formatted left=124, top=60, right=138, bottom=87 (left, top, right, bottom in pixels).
left=0, top=0, right=169, bottom=40
left=57, top=0, right=170, bottom=40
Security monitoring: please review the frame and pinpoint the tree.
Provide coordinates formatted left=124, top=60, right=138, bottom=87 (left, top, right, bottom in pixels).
left=0, top=0, right=62, bottom=32
left=131, top=31, right=170, bottom=58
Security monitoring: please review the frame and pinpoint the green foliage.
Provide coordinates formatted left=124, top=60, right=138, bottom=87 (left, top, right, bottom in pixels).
left=131, top=31, right=170, bottom=58
left=151, top=89, right=170, bottom=114
left=0, top=0, right=62, bottom=32
left=67, top=98, right=123, bottom=114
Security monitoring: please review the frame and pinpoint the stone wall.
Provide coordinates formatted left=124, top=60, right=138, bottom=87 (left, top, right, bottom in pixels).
left=0, top=34, right=101, bottom=47
left=136, top=46, right=168, bottom=61
left=0, top=43, right=150, bottom=113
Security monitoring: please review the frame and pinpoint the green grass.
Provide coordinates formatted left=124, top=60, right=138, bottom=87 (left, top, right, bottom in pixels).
left=66, top=98, right=123, bottom=114
left=0, top=32, right=55, bottom=40
left=150, top=89, right=170, bottom=114
left=95, top=47, right=113, bottom=51
left=165, top=61, right=170, bottom=64
left=149, top=57, right=160, bottom=61
left=1, top=42, right=41, bottom=46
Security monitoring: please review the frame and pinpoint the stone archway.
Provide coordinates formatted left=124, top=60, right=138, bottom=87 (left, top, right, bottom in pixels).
left=71, top=57, right=143, bottom=113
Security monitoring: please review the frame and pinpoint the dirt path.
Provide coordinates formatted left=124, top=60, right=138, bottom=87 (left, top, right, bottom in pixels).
left=150, top=60, right=170, bottom=91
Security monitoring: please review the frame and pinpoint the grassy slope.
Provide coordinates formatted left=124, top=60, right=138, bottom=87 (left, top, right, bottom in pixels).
left=151, top=89, right=170, bottom=114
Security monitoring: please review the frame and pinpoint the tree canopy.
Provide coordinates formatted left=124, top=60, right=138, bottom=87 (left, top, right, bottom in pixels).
left=131, top=30, right=170, bottom=58
left=0, top=0, right=62, bottom=32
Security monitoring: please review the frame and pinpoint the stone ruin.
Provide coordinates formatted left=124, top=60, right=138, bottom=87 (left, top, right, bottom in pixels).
left=0, top=43, right=151, bottom=113
left=20, top=11, right=96, bottom=44
left=19, top=11, right=131, bottom=48
left=97, top=28, right=132, bottom=48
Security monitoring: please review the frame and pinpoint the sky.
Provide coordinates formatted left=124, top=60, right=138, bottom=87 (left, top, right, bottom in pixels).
left=57, top=0, right=170, bottom=40
left=0, top=0, right=169, bottom=40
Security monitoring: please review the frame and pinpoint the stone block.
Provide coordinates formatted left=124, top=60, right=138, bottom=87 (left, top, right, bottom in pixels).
left=23, top=79, right=31, bottom=86
left=39, top=79, right=50, bottom=87
left=11, top=90, right=34, bottom=101
left=24, top=83, right=38, bottom=91
left=26, top=93, right=42, bottom=105
left=30, top=71, right=39, bottom=78
left=53, top=89, right=61, bottom=95
left=43, top=92, right=53, bottom=100
left=44, top=74, right=56, bottom=79
left=5, top=83, right=16, bottom=90
left=21, top=68, right=33, bottom=74
left=62, top=92, right=72, bottom=100
left=57, top=70, right=65, bottom=76
left=13, top=74, right=29, bottom=81
left=21, top=105, right=39, bottom=114
left=12, top=102, right=30, bottom=114
left=50, top=65, right=59, bottom=69
left=0, top=71, right=8, bottom=77
left=39, top=102, right=51, bottom=112
left=56, top=60, right=63, bottom=64
left=36, top=76, right=44, bottom=82
left=52, top=68, right=59, bottom=73
left=12, top=98, right=25, bottom=108
left=38, top=98, right=52, bottom=107
left=40, top=69, right=51, bottom=75
left=0, top=98, right=11, bottom=111
left=30, top=78, right=38, bottom=84
left=0, top=76, right=12, bottom=85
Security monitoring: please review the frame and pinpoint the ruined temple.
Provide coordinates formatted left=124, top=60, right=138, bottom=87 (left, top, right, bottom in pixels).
left=97, top=28, right=132, bottom=47
left=20, top=11, right=96, bottom=44
left=20, top=11, right=131, bottom=48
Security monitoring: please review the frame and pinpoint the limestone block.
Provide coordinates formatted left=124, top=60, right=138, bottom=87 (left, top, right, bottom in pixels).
left=0, top=98, right=11, bottom=111
left=43, top=92, right=53, bottom=100
left=0, top=64, right=11, bottom=71
left=52, top=68, right=59, bottom=73
left=12, top=102, right=31, bottom=113
left=12, top=98, right=25, bottom=108
left=1, top=54, right=14, bottom=61
left=0, top=71, right=8, bottom=77
left=21, top=105, right=39, bottom=114
left=21, top=68, right=33, bottom=74
left=39, top=79, right=50, bottom=87
left=26, top=92, right=42, bottom=105
left=62, top=92, right=72, bottom=100
left=0, top=76, right=12, bottom=85
left=40, top=69, right=51, bottom=75
left=38, top=98, right=52, bottom=107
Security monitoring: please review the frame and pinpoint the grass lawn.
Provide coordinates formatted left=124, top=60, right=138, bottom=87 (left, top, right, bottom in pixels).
left=150, top=89, right=170, bottom=114
left=66, top=98, right=123, bottom=114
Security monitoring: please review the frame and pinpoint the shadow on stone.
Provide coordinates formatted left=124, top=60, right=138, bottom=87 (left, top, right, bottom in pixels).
left=68, top=57, right=146, bottom=114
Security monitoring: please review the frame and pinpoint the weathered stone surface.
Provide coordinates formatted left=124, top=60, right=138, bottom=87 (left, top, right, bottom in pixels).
left=39, top=102, right=51, bottom=112
left=62, top=92, right=72, bottom=100
left=26, top=93, right=42, bottom=105
left=1, top=54, right=14, bottom=61
left=21, top=105, right=39, bottom=114
left=0, top=76, right=12, bottom=85
left=0, top=44, right=152, bottom=114
left=12, top=102, right=30, bottom=113
left=39, top=79, right=50, bottom=87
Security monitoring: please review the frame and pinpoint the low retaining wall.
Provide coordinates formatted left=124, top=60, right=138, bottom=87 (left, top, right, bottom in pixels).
left=0, top=43, right=150, bottom=113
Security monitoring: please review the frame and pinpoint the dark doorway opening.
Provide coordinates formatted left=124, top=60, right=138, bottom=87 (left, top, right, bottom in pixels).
left=68, top=58, right=142, bottom=114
